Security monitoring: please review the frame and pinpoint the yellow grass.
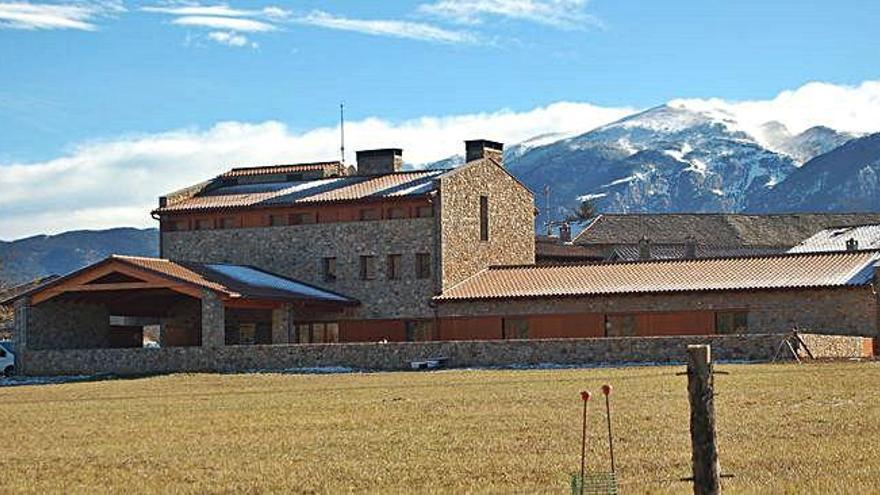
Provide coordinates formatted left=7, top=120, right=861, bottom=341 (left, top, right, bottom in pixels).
left=2, top=361, right=880, bottom=494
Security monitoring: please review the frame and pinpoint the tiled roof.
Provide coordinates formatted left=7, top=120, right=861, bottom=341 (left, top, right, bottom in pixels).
left=789, top=224, right=880, bottom=253
left=15, top=256, right=358, bottom=305
left=115, top=256, right=357, bottom=304
left=155, top=170, right=444, bottom=213
left=220, top=162, right=344, bottom=178
left=574, top=213, right=880, bottom=247
left=435, top=250, right=880, bottom=301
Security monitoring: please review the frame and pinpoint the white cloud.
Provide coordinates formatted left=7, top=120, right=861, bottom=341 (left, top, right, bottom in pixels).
left=207, top=30, right=254, bottom=48
left=172, top=15, right=274, bottom=32
left=0, top=1, right=122, bottom=31
left=296, top=10, right=477, bottom=44
left=0, top=102, right=633, bottom=239
left=418, top=0, right=600, bottom=29
left=143, top=2, right=287, bottom=46
left=672, top=80, right=880, bottom=140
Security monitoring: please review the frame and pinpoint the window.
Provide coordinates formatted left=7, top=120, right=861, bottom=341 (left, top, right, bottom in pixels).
left=405, top=320, right=434, bottom=342
left=269, top=214, right=287, bottom=227
left=238, top=323, right=256, bottom=345
left=297, top=324, right=311, bottom=344
left=323, top=257, right=337, bottom=282
left=295, top=322, right=340, bottom=343
left=194, top=219, right=212, bottom=231
left=715, top=311, right=748, bottom=334
left=387, top=254, right=402, bottom=279
left=605, top=314, right=636, bottom=337
left=502, top=318, right=529, bottom=339
left=360, top=255, right=377, bottom=280
left=289, top=212, right=317, bottom=225
left=360, top=208, right=380, bottom=221
left=216, top=217, right=236, bottom=229
left=479, top=195, right=489, bottom=241
left=387, top=207, right=407, bottom=219
left=416, top=205, right=434, bottom=218
left=416, top=253, right=432, bottom=279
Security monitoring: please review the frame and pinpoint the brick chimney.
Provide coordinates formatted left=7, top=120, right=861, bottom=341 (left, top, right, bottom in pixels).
left=465, top=139, right=504, bottom=165
left=846, top=237, right=859, bottom=251
left=356, top=148, right=403, bottom=175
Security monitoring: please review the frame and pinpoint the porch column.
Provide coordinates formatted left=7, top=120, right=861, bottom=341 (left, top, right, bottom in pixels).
left=201, top=290, right=225, bottom=347
left=271, top=303, right=294, bottom=344
left=13, top=297, right=30, bottom=375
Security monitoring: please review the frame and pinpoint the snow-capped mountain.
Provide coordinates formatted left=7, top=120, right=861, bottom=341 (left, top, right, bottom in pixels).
left=747, top=133, right=880, bottom=212
left=423, top=102, right=872, bottom=225
left=758, top=122, right=855, bottom=163
left=504, top=103, right=801, bottom=225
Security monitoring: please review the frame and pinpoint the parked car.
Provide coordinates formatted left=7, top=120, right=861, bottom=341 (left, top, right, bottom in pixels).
left=0, top=342, right=14, bottom=376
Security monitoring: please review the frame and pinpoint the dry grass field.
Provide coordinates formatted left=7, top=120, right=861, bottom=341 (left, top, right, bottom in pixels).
left=2, top=361, right=879, bottom=494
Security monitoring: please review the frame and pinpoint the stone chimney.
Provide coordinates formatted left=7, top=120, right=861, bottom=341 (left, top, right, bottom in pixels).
left=638, top=236, right=652, bottom=260
left=465, top=139, right=504, bottom=165
left=684, top=237, right=697, bottom=259
left=559, top=222, right=572, bottom=243
left=846, top=237, right=859, bottom=251
left=356, top=148, right=403, bottom=175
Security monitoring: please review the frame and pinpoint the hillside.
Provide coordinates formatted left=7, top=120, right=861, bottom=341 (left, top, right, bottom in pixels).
left=0, top=228, right=158, bottom=286
left=747, top=133, right=880, bottom=212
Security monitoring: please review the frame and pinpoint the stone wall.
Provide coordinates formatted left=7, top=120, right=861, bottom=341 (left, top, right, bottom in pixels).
left=27, top=300, right=110, bottom=350
left=437, top=287, right=879, bottom=337
left=438, top=159, right=535, bottom=289
left=20, top=333, right=803, bottom=376
left=799, top=333, right=875, bottom=359
left=162, top=217, right=437, bottom=319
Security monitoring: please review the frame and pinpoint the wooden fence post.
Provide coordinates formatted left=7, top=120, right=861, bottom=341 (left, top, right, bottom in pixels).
left=687, top=344, right=720, bottom=495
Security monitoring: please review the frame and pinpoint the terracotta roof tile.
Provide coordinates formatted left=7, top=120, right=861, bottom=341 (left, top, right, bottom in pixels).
left=155, top=171, right=443, bottom=214
left=436, top=250, right=880, bottom=301
left=220, top=162, right=344, bottom=178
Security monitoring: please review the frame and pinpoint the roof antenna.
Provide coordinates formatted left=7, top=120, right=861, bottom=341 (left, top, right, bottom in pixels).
left=339, top=102, right=346, bottom=164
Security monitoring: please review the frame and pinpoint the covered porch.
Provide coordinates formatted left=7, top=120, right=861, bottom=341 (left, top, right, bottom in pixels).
left=12, top=256, right=359, bottom=361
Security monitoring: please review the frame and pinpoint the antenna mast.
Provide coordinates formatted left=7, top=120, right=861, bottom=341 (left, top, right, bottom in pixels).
left=339, top=102, right=345, bottom=164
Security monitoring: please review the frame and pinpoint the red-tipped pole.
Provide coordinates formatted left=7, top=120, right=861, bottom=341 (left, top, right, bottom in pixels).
left=602, top=384, right=616, bottom=474
left=580, top=390, right=591, bottom=495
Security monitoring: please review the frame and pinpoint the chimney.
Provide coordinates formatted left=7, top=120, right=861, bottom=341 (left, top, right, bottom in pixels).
left=638, top=236, right=652, bottom=260
left=846, top=237, right=859, bottom=251
left=355, top=148, right=403, bottom=175
left=465, top=139, right=504, bottom=165
left=684, top=237, right=697, bottom=259
left=559, top=222, right=572, bottom=243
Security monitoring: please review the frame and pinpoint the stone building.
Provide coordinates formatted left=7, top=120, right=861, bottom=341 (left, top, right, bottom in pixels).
left=8, top=139, right=880, bottom=375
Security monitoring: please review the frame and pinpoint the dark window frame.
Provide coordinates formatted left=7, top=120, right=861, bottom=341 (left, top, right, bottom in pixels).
left=415, top=253, right=432, bottom=279
left=479, top=195, right=489, bottom=241
left=360, top=255, right=377, bottom=280
left=322, top=257, right=337, bottom=282
left=387, top=254, right=403, bottom=280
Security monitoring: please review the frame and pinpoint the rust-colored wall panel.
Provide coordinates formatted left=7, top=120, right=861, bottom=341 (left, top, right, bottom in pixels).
left=635, top=311, right=715, bottom=336
left=438, top=317, right=502, bottom=341
left=340, top=319, right=407, bottom=342
left=161, top=198, right=431, bottom=231
left=527, top=314, right=605, bottom=339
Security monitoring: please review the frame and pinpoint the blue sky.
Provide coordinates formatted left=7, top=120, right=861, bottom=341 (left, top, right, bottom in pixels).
left=1, top=0, right=880, bottom=239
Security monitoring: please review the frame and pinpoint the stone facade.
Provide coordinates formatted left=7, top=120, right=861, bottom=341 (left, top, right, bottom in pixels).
left=25, top=300, right=111, bottom=350
left=437, top=159, right=535, bottom=289
left=437, top=287, right=879, bottom=337
left=162, top=217, right=437, bottom=320
left=201, top=290, right=225, bottom=347
left=21, top=333, right=809, bottom=376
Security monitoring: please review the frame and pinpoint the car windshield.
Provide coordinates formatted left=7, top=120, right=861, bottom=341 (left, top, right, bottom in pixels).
left=0, top=342, right=14, bottom=354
